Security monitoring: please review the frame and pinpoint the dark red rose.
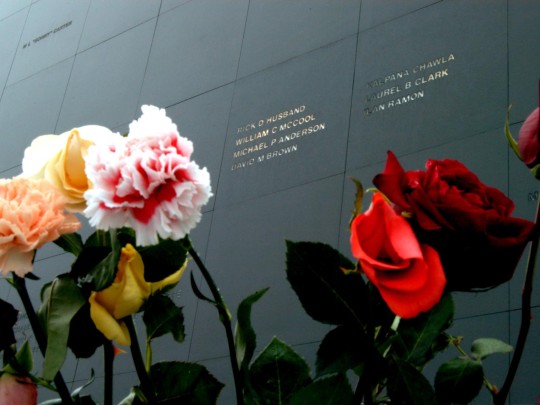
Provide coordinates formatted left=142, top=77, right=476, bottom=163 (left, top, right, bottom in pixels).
left=350, top=193, right=446, bottom=318
left=373, top=152, right=535, bottom=291
left=518, top=107, right=540, bottom=169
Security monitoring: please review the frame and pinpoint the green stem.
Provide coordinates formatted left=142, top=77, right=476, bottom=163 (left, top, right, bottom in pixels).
left=188, top=243, right=244, bottom=405
left=494, top=197, right=540, bottom=404
left=12, top=274, right=74, bottom=405
left=125, top=316, right=155, bottom=403
left=103, top=341, right=114, bottom=405
left=353, top=286, right=377, bottom=405
left=447, top=334, right=496, bottom=393
left=146, top=339, right=152, bottom=374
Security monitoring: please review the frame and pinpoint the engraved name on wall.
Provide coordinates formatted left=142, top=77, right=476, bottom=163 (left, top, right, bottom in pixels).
left=230, top=104, right=326, bottom=172
left=364, top=53, right=456, bottom=115
left=21, top=21, right=73, bottom=50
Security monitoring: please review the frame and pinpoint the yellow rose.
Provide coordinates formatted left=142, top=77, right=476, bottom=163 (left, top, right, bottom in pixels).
left=89, top=244, right=186, bottom=346
left=20, top=126, right=122, bottom=212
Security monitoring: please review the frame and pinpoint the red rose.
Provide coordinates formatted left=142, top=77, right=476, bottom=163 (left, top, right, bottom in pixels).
left=350, top=192, right=446, bottom=318
left=0, top=373, right=37, bottom=405
left=373, top=152, right=535, bottom=290
left=518, top=107, right=540, bottom=168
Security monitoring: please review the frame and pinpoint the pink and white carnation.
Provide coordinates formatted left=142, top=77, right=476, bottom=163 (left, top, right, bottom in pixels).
left=84, top=105, right=212, bottom=246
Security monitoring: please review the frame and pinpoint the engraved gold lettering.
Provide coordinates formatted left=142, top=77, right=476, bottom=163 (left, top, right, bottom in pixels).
left=278, top=114, right=316, bottom=131
left=237, top=123, right=256, bottom=133
left=364, top=91, right=425, bottom=115
left=231, top=158, right=256, bottom=171
left=232, top=142, right=268, bottom=158
left=265, top=105, right=306, bottom=124
left=412, top=53, right=455, bottom=73
left=266, top=145, right=299, bottom=160
left=366, top=85, right=403, bottom=102
left=231, top=104, right=328, bottom=171
left=414, top=68, right=449, bottom=85
left=235, top=129, right=270, bottom=146
left=277, top=123, right=326, bottom=144
left=367, top=70, right=410, bottom=88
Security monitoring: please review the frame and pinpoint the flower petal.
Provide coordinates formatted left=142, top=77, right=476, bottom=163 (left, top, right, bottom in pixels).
left=89, top=293, right=131, bottom=346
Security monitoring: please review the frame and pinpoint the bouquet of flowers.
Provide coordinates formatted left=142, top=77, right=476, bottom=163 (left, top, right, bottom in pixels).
left=0, top=87, right=538, bottom=404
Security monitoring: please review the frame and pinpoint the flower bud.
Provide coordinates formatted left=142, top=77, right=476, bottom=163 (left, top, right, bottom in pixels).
left=518, top=107, right=540, bottom=172
left=0, top=373, right=37, bottom=405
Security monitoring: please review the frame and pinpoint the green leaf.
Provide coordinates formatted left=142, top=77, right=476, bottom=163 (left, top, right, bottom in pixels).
left=435, top=357, right=484, bottom=404
left=248, top=337, right=311, bottom=403
left=39, top=371, right=98, bottom=404
left=470, top=338, right=512, bottom=360
left=54, top=233, right=83, bottom=256
left=2, top=340, right=34, bottom=375
left=25, top=272, right=40, bottom=281
left=149, top=361, right=224, bottom=404
left=387, top=359, right=437, bottom=405
left=143, top=294, right=185, bottom=342
left=235, top=288, right=269, bottom=373
left=68, top=304, right=105, bottom=358
left=289, top=373, right=354, bottom=405
left=0, top=298, right=18, bottom=351
left=70, top=246, right=111, bottom=285
left=190, top=272, right=214, bottom=304
left=139, top=238, right=188, bottom=282
left=316, top=325, right=367, bottom=377
left=15, top=340, right=33, bottom=373
left=393, top=293, right=454, bottom=367
left=285, top=241, right=367, bottom=325
left=70, top=369, right=95, bottom=398
left=348, top=178, right=364, bottom=229
left=505, top=105, right=522, bottom=160
left=39, top=275, right=86, bottom=381
left=117, top=391, right=136, bottom=405
left=532, top=164, right=540, bottom=180
left=73, top=230, right=121, bottom=291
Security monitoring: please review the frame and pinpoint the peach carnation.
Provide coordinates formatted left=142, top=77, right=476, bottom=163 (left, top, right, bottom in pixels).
left=0, top=178, right=80, bottom=277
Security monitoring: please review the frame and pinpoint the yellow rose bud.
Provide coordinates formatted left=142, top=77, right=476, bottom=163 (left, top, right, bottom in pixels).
left=21, top=126, right=123, bottom=212
left=89, top=244, right=186, bottom=345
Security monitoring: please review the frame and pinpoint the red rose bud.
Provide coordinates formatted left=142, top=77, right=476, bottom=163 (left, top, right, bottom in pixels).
left=350, top=192, right=446, bottom=318
left=518, top=107, right=540, bottom=169
left=373, top=152, right=535, bottom=291
left=0, top=374, right=37, bottom=405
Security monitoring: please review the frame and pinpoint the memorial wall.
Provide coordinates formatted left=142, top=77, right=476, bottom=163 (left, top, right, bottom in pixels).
left=0, top=0, right=539, bottom=403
